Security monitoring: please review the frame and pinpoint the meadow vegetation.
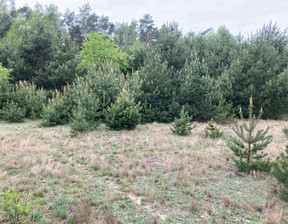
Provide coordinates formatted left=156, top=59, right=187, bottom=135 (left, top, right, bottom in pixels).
left=0, top=1, right=288, bottom=223
left=0, top=120, right=287, bottom=223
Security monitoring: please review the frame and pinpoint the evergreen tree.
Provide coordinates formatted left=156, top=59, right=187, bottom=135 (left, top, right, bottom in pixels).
left=178, top=58, right=222, bottom=121
left=139, top=14, right=158, bottom=43
left=171, top=107, right=196, bottom=136
left=0, top=7, right=80, bottom=89
left=222, top=39, right=286, bottom=118
left=0, top=0, right=15, bottom=38
left=63, top=4, right=115, bottom=46
left=137, top=50, right=175, bottom=122
left=105, top=87, right=141, bottom=130
left=114, top=20, right=138, bottom=51
left=69, top=84, right=101, bottom=134
left=227, top=96, right=272, bottom=172
left=204, top=119, right=223, bottom=138
left=205, top=26, right=239, bottom=78
left=156, top=22, right=187, bottom=71
left=271, top=145, right=288, bottom=199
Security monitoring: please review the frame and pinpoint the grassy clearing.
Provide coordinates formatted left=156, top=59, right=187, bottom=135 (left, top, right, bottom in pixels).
left=0, top=120, right=287, bottom=223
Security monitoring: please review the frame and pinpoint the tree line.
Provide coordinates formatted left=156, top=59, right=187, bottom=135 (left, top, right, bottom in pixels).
left=0, top=2, right=288, bottom=125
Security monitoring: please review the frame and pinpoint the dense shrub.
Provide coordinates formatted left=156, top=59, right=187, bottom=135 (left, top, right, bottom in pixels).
left=105, top=87, right=141, bottom=130
left=12, top=81, right=47, bottom=119
left=0, top=188, right=40, bottom=224
left=41, top=90, right=72, bottom=127
left=1, top=101, right=26, bottom=122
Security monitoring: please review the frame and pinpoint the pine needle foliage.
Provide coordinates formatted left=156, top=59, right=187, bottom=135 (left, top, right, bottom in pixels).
left=271, top=145, right=288, bottom=200
left=1, top=101, right=26, bottom=123
left=105, top=87, right=141, bottom=130
left=204, top=119, right=223, bottom=138
left=171, top=107, right=196, bottom=136
left=227, top=96, right=272, bottom=172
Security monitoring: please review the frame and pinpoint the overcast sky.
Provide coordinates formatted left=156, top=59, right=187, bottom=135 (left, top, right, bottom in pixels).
left=15, top=0, right=288, bottom=35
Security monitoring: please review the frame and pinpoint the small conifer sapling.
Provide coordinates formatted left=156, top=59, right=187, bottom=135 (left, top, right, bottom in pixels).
left=171, top=107, right=196, bottom=136
left=227, top=96, right=272, bottom=172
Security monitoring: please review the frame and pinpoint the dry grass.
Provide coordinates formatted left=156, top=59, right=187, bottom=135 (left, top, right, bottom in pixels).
left=0, top=120, right=287, bottom=223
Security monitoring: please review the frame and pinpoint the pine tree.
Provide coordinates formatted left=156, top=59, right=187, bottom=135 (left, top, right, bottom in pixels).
left=171, top=107, right=196, bottom=136
left=69, top=82, right=101, bottom=134
left=178, top=58, right=222, bottom=121
left=105, top=87, right=141, bottom=130
left=271, top=145, right=288, bottom=199
left=204, top=119, right=223, bottom=138
left=137, top=51, right=174, bottom=122
left=227, top=96, right=272, bottom=172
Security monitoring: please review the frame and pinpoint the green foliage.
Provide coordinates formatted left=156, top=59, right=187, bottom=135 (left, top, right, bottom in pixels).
left=78, top=32, right=132, bottom=72
left=0, top=188, right=40, bottom=224
left=11, top=81, right=47, bottom=119
left=0, top=63, right=12, bottom=109
left=205, top=26, right=239, bottom=78
left=69, top=84, right=101, bottom=134
left=137, top=51, right=174, bottom=123
left=171, top=107, right=196, bottom=136
left=227, top=97, right=272, bottom=172
left=271, top=145, right=288, bottom=199
left=222, top=38, right=287, bottom=119
left=1, top=101, right=26, bottom=122
left=114, top=21, right=138, bottom=51
left=139, top=14, right=158, bottom=43
left=282, top=126, right=288, bottom=139
left=83, top=63, right=127, bottom=112
left=204, top=119, right=223, bottom=138
left=41, top=91, right=71, bottom=127
left=0, top=9, right=80, bottom=89
left=41, top=63, right=136, bottom=127
left=178, top=59, right=222, bottom=121
left=105, top=87, right=141, bottom=130
left=53, top=206, right=68, bottom=220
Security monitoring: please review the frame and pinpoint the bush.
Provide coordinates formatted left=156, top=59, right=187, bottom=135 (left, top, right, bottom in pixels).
left=227, top=97, right=272, bottom=172
left=204, top=119, right=223, bottom=138
left=105, top=88, right=141, bottom=130
left=271, top=145, right=288, bottom=200
left=1, top=101, right=26, bottom=122
left=12, top=81, right=47, bottom=119
left=0, top=188, right=40, bottom=224
left=171, top=107, right=196, bottom=136
left=41, top=90, right=72, bottom=127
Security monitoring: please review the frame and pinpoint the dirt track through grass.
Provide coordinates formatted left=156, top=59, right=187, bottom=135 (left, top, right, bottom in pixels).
left=0, top=120, right=287, bottom=223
